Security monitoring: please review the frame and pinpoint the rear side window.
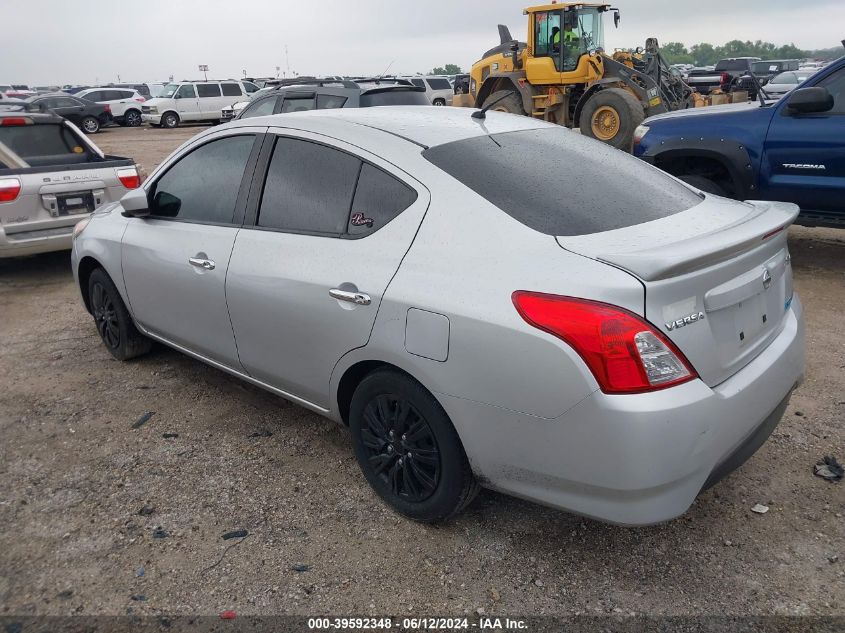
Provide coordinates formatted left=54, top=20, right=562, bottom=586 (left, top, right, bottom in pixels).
left=280, top=97, right=315, bottom=112
left=240, top=96, right=277, bottom=118
left=258, top=137, right=360, bottom=235
left=317, top=94, right=347, bottom=109
left=150, top=135, right=254, bottom=224
left=426, top=78, right=451, bottom=90
left=423, top=127, right=702, bottom=236
left=221, top=83, right=242, bottom=97
left=0, top=124, right=88, bottom=159
left=347, top=164, right=417, bottom=237
left=197, top=83, right=222, bottom=98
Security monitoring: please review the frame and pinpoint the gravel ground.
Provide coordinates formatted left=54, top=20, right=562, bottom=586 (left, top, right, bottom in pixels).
left=0, top=125, right=843, bottom=618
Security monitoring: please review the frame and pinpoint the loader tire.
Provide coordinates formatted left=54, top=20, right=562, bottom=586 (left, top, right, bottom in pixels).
left=580, top=88, right=644, bottom=151
left=481, top=90, right=526, bottom=116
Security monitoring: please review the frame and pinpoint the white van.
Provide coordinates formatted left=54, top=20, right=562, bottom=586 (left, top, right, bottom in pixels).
left=400, top=76, right=453, bottom=106
left=142, top=80, right=259, bottom=128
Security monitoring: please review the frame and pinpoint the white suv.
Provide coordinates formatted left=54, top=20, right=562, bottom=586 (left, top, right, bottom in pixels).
left=76, top=88, right=146, bottom=127
left=142, top=80, right=258, bottom=128
left=401, top=76, right=453, bottom=106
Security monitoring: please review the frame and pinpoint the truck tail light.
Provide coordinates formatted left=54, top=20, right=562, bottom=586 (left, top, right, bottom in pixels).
left=135, top=97, right=146, bottom=102
left=116, top=167, right=140, bottom=189
left=103, top=104, right=111, bottom=112
left=1, top=117, right=33, bottom=126
left=512, top=291, right=697, bottom=394
left=0, top=177, right=22, bottom=203
left=720, top=72, right=730, bottom=85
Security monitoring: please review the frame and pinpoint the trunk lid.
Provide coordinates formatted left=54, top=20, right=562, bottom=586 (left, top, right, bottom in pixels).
left=557, top=196, right=799, bottom=387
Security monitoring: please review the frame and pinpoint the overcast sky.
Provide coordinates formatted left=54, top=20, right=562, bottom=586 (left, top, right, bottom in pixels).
left=6, top=0, right=844, bottom=85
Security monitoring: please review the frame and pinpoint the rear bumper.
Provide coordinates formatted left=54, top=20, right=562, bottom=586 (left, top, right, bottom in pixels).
left=0, top=223, right=77, bottom=257
left=439, top=296, right=805, bottom=525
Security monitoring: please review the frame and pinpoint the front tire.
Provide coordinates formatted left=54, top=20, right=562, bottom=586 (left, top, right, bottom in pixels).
left=349, top=369, right=479, bottom=523
left=81, top=116, right=100, bottom=134
left=88, top=268, right=152, bottom=361
left=579, top=87, right=644, bottom=151
left=433, top=98, right=446, bottom=106
left=161, top=111, right=179, bottom=129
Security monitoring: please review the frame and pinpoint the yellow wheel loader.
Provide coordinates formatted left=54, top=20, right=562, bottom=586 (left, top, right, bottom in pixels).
left=464, top=3, right=695, bottom=149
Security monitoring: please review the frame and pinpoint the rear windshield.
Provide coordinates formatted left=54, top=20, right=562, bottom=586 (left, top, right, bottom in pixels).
left=0, top=123, right=89, bottom=160
left=716, top=59, right=754, bottom=71
left=360, top=89, right=430, bottom=107
left=753, top=61, right=783, bottom=74
left=422, top=127, right=702, bottom=236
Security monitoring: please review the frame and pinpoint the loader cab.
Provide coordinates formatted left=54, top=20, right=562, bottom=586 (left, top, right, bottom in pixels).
left=526, top=4, right=607, bottom=83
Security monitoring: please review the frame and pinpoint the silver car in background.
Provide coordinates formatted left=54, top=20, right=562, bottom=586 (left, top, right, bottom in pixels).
left=71, top=107, right=805, bottom=525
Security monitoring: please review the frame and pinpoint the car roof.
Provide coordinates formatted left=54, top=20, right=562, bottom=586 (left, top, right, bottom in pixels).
left=226, top=105, right=550, bottom=149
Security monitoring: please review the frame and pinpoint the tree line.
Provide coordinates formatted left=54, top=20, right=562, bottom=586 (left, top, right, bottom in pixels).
left=660, top=40, right=842, bottom=66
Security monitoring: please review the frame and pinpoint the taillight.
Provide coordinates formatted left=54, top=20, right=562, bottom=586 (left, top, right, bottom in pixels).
left=135, top=97, right=146, bottom=102
left=116, top=167, right=140, bottom=189
left=512, top=292, right=697, bottom=394
left=720, top=72, right=730, bottom=85
left=0, top=177, right=22, bottom=203
left=103, top=104, right=111, bottom=112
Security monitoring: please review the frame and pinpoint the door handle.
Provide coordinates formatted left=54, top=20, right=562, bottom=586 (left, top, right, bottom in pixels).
left=188, top=257, right=215, bottom=270
left=329, top=288, right=371, bottom=305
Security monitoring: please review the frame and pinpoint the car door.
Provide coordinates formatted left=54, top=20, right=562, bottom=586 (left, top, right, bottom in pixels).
left=51, top=96, right=86, bottom=124
left=196, top=83, right=223, bottom=120
left=174, top=84, right=199, bottom=119
left=121, top=130, right=264, bottom=368
left=761, top=64, right=845, bottom=215
left=226, top=131, right=429, bottom=408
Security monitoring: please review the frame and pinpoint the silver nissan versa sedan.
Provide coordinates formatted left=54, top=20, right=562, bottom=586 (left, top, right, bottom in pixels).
left=71, top=107, right=805, bottom=525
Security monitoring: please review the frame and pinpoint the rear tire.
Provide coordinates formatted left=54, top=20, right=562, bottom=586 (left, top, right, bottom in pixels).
left=579, top=87, right=644, bottom=151
left=481, top=89, right=526, bottom=116
left=679, top=175, right=727, bottom=196
left=88, top=268, right=152, bottom=361
left=81, top=116, right=100, bottom=134
left=161, top=111, right=179, bottom=129
left=124, top=109, right=142, bottom=127
left=433, top=98, right=446, bottom=106
left=349, top=369, right=479, bottom=523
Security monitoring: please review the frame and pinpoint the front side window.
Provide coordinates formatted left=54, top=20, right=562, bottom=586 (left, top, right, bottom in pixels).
left=243, top=82, right=259, bottom=93
left=82, top=91, right=103, bottom=102
left=150, top=135, right=255, bottom=224
left=197, top=83, right=222, bottom=98
left=410, top=79, right=425, bottom=89
left=816, top=67, right=845, bottom=114
left=221, top=83, right=242, bottom=97
left=257, top=137, right=360, bottom=234
left=175, top=84, right=196, bottom=99
left=240, top=96, right=278, bottom=118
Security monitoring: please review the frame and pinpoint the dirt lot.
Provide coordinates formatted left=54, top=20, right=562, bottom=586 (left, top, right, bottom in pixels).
left=0, top=125, right=843, bottom=618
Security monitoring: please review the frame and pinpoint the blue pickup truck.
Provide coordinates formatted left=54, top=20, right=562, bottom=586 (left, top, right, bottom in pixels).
left=634, top=53, right=844, bottom=227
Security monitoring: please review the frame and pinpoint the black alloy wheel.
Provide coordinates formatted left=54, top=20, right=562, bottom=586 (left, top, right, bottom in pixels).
left=360, top=394, right=441, bottom=502
left=91, top=280, right=120, bottom=350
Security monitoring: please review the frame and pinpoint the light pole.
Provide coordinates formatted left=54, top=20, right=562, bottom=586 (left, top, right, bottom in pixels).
left=198, top=64, right=209, bottom=81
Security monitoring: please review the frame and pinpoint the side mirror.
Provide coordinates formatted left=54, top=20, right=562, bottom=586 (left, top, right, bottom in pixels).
left=786, top=86, right=834, bottom=114
left=120, top=187, right=150, bottom=217
left=614, top=11, right=620, bottom=28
